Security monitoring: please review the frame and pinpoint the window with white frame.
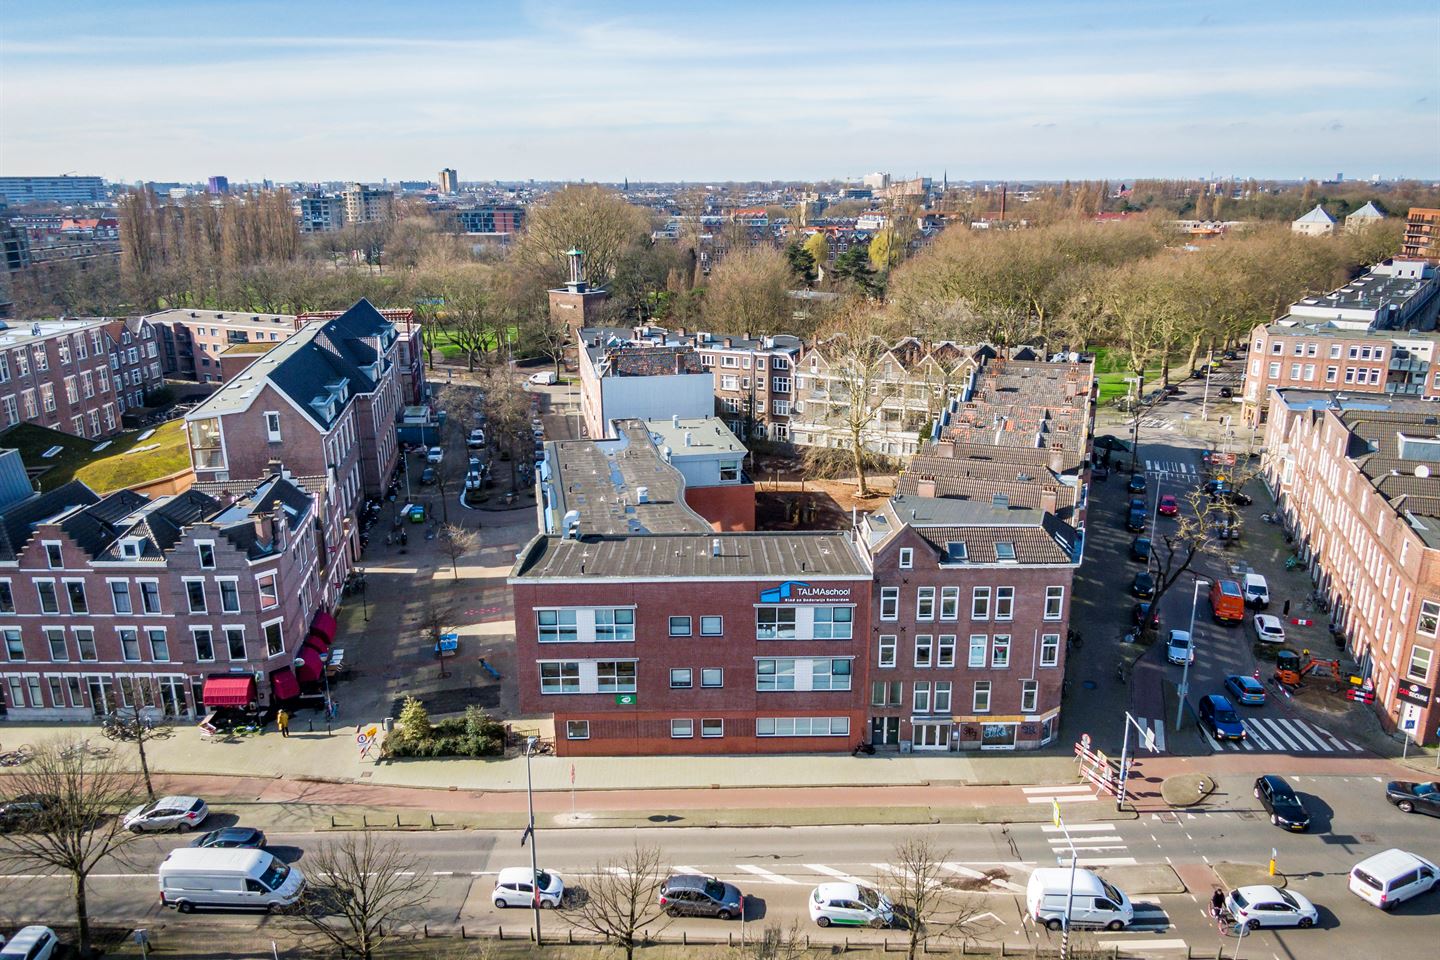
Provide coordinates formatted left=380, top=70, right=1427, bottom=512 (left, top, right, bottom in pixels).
left=566, top=720, right=590, bottom=740
left=256, top=573, right=278, bottom=611
left=0, top=581, right=11, bottom=614
left=538, top=609, right=579, bottom=642
left=880, top=587, right=899, bottom=620
left=540, top=662, right=581, bottom=693
left=1040, top=634, right=1061, bottom=666
left=973, top=681, right=992, bottom=712
left=1044, top=586, right=1064, bottom=620
left=669, top=616, right=692, bottom=637
left=225, top=627, right=246, bottom=660
left=36, top=581, right=59, bottom=614
left=4, top=628, right=24, bottom=661
left=933, top=681, right=952, bottom=713
left=701, top=667, right=724, bottom=687
left=937, top=634, right=956, bottom=667
left=995, top=586, right=1014, bottom=620
left=197, top=542, right=216, bottom=569
left=756, top=716, right=850, bottom=737
left=721, top=375, right=739, bottom=390
left=701, top=718, right=724, bottom=738
left=147, top=628, right=169, bottom=661
left=772, top=399, right=790, bottom=415
left=185, top=580, right=206, bottom=613
left=940, top=586, right=959, bottom=620
left=700, top=616, right=723, bottom=636
left=968, top=634, right=987, bottom=668
left=871, top=680, right=902, bottom=706
left=265, top=412, right=282, bottom=442
left=119, top=628, right=141, bottom=661
left=913, top=681, right=932, bottom=713
left=1021, top=680, right=1039, bottom=713
left=594, top=608, right=635, bottom=641
left=1407, top=646, right=1433, bottom=682
left=757, top=607, right=798, bottom=639
left=991, top=634, right=1010, bottom=668
left=812, top=606, right=853, bottom=638
left=595, top=661, right=637, bottom=692
left=44, top=542, right=63, bottom=569
left=193, top=627, right=215, bottom=661
left=916, top=587, right=935, bottom=621
left=972, top=587, right=990, bottom=620
left=219, top=579, right=240, bottom=613
left=45, top=627, right=67, bottom=661
left=264, top=621, right=284, bottom=658
left=914, top=634, right=933, bottom=668
left=772, top=376, right=791, bottom=393
left=878, top=634, right=897, bottom=668
left=670, top=719, right=694, bottom=738
left=898, top=548, right=913, bottom=569
left=75, top=628, right=95, bottom=661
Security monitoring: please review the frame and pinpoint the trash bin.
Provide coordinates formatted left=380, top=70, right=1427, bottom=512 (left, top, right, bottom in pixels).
left=382, top=717, right=394, bottom=732
left=899, top=740, right=912, bottom=754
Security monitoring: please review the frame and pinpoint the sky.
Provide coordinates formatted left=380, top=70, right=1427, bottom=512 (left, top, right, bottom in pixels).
left=1, top=0, right=1437, bottom=184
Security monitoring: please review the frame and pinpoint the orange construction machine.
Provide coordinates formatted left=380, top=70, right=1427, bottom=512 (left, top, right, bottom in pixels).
left=1275, top=649, right=1343, bottom=689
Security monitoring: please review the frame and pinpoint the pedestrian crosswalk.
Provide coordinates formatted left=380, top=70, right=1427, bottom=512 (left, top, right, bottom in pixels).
left=1042, top=823, right=1136, bottom=866
left=1202, top=715, right=1363, bottom=753
left=1021, top=784, right=1100, bottom=805
left=724, top=861, right=1029, bottom=887
left=1144, top=458, right=1196, bottom=478
left=1131, top=715, right=1168, bottom=752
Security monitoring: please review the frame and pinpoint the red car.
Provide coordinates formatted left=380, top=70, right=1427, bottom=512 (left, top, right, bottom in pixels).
left=1158, top=494, right=1180, bottom=517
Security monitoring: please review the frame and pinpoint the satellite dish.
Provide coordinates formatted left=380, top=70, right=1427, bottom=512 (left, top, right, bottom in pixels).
left=1416, top=465, right=1431, bottom=478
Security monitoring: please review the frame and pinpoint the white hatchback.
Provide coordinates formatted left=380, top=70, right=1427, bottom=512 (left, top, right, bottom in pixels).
left=123, top=796, right=209, bottom=833
left=1227, top=885, right=1317, bottom=929
left=808, top=882, right=894, bottom=929
left=1252, top=614, right=1286, bottom=644
left=493, top=867, right=564, bottom=909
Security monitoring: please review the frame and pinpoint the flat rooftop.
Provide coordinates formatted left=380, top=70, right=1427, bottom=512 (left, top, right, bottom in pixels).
left=1291, top=273, right=1432, bottom=316
left=0, top=317, right=108, bottom=349
left=511, top=530, right=871, bottom=580
left=541, top=420, right=710, bottom=536
left=644, top=417, right=746, bottom=458
left=144, top=308, right=298, bottom=329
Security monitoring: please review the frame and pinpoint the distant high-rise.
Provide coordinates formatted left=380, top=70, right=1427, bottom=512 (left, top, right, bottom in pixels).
left=206, top=176, right=230, bottom=195
left=438, top=168, right=459, bottom=195
left=0, top=175, right=104, bottom=205
left=342, top=183, right=395, bottom=223
left=1402, top=208, right=1440, bottom=263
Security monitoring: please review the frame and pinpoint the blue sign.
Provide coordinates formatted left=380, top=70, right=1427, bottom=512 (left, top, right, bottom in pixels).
left=760, top=581, right=809, bottom=603
left=759, top=581, right=853, bottom=604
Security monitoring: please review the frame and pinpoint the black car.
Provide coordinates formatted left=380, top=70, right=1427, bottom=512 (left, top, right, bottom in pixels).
left=1126, top=508, right=1148, bottom=533
left=1095, top=435, right=1131, bottom=453
left=1130, top=570, right=1155, bottom=599
left=1219, top=386, right=1234, bottom=399
left=1130, top=537, right=1151, bottom=562
left=1224, top=489, right=1253, bottom=507
left=1092, top=462, right=1110, bottom=482
left=658, top=874, right=744, bottom=919
left=1132, top=602, right=1160, bottom=629
left=1384, top=780, right=1440, bottom=817
left=1128, top=473, right=1148, bottom=495
left=0, top=794, right=55, bottom=832
left=190, top=826, right=267, bottom=849
left=1254, top=775, right=1310, bottom=831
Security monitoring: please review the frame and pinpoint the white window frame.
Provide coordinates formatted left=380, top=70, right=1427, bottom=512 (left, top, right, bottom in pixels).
left=994, top=586, right=1014, bottom=621
left=701, top=718, right=724, bottom=738
left=971, top=587, right=990, bottom=620
left=1040, top=633, right=1061, bottom=667
left=937, top=634, right=956, bottom=668
left=913, top=681, right=931, bottom=713
left=670, top=667, right=693, bottom=688
left=880, top=587, right=899, bottom=621
left=991, top=634, right=1011, bottom=668
left=940, top=586, right=959, bottom=620
left=264, top=411, right=282, bottom=442
left=1021, top=679, right=1039, bottom=714
left=1043, top=586, right=1064, bottom=620
left=898, top=548, right=913, bottom=569
left=933, top=680, right=952, bottom=713
left=914, top=634, right=933, bottom=668
left=916, top=587, right=936, bottom=621
left=968, top=634, right=987, bottom=668
left=878, top=634, right=897, bottom=668
left=670, top=719, right=694, bottom=739
left=973, top=681, right=992, bottom=713
left=700, top=667, right=724, bottom=688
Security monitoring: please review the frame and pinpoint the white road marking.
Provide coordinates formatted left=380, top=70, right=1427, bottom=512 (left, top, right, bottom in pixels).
left=1026, top=794, right=1097, bottom=804
left=805, top=863, right=872, bottom=885
left=1041, top=823, right=1117, bottom=833
left=671, top=865, right=702, bottom=876
left=1098, top=938, right=1188, bottom=950
left=1022, top=785, right=1095, bottom=794
left=734, top=864, right=800, bottom=885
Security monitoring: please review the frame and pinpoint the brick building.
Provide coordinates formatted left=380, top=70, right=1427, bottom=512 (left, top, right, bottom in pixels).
left=1240, top=260, right=1440, bottom=425
left=576, top=329, right=713, bottom=440
left=102, top=317, right=166, bottom=417
left=144, top=308, right=301, bottom=382
left=1402, top=207, right=1440, bottom=262
left=514, top=420, right=873, bottom=757
left=1263, top=391, right=1440, bottom=746
left=0, top=319, right=124, bottom=439
left=0, top=472, right=331, bottom=722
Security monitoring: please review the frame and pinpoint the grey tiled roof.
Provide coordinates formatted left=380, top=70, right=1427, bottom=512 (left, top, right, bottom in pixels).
left=511, top=531, right=870, bottom=580
left=0, top=480, right=100, bottom=561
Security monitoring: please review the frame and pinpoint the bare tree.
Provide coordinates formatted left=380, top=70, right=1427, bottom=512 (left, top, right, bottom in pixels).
left=99, top=707, right=174, bottom=801
left=513, top=185, right=652, bottom=289
left=733, top=920, right=807, bottom=960
left=417, top=600, right=455, bottom=649
left=702, top=245, right=794, bottom=337
left=0, top=739, right=146, bottom=958
left=884, top=836, right=992, bottom=960
left=560, top=843, right=669, bottom=960
left=438, top=522, right=482, bottom=581
left=809, top=303, right=906, bottom=497
left=297, top=830, right=438, bottom=960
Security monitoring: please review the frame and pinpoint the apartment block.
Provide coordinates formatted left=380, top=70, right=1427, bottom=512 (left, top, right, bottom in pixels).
left=576, top=329, right=713, bottom=440
left=1241, top=260, right=1440, bottom=425
left=936, top=356, right=1095, bottom=474
left=102, top=317, right=166, bottom=417
left=342, top=184, right=395, bottom=224
left=1262, top=391, right=1440, bottom=746
left=145, top=308, right=301, bottom=382
left=790, top=338, right=983, bottom=457
left=299, top=194, right=347, bottom=234
left=0, top=176, right=105, bottom=206
left=0, top=473, right=329, bottom=722
left=1402, top=207, right=1440, bottom=263
left=0, top=319, right=124, bottom=439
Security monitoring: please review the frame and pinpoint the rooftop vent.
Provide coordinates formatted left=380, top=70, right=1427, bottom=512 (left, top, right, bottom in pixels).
left=561, top=510, right=581, bottom=540
left=711, top=538, right=721, bottom=557
left=636, top=486, right=649, bottom=504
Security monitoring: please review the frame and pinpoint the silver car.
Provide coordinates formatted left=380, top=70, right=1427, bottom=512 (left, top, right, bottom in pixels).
left=123, top=795, right=209, bottom=833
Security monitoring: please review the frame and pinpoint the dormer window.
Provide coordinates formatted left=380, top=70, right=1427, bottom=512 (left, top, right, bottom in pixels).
left=995, top=542, right=1017, bottom=562
left=945, top=542, right=968, bottom=563
left=121, top=538, right=143, bottom=559
left=197, top=542, right=216, bottom=569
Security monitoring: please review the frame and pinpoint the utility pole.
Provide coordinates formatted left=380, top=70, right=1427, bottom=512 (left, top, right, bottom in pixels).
left=523, top=736, right=543, bottom=945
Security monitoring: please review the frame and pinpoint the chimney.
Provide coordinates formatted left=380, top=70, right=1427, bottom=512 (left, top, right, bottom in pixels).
left=672, top=414, right=680, bottom=429
left=636, top=486, right=650, bottom=504
left=1040, top=487, right=1058, bottom=516
left=724, top=337, right=733, bottom=348
left=935, top=440, right=956, bottom=458
left=683, top=431, right=693, bottom=447
left=252, top=512, right=275, bottom=550
left=1048, top=449, right=1066, bottom=473
left=917, top=477, right=937, bottom=498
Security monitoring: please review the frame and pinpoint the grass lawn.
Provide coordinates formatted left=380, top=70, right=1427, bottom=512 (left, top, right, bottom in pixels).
left=427, top=326, right=519, bottom=362
left=1, top=420, right=191, bottom=494
left=1091, top=347, right=1163, bottom=405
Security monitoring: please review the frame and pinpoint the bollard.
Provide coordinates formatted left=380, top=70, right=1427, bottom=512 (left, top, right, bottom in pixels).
left=462, top=925, right=467, bottom=940
left=395, top=813, right=401, bottom=828
left=430, top=814, right=436, bottom=829
left=423, top=923, right=427, bottom=938
left=682, top=931, right=687, bottom=945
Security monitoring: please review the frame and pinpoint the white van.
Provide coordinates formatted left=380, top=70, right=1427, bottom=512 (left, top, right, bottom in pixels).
left=1026, top=867, right=1133, bottom=931
left=1243, top=573, right=1270, bottom=608
left=1348, top=849, right=1438, bottom=910
left=159, top=847, right=305, bottom=914
left=528, top=370, right=558, bottom=386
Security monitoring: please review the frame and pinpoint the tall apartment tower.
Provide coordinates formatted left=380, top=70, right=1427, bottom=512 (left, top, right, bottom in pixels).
left=438, top=168, right=459, bottom=195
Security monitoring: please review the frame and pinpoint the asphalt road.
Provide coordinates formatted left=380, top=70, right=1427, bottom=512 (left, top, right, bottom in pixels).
left=4, top=777, right=1437, bottom=958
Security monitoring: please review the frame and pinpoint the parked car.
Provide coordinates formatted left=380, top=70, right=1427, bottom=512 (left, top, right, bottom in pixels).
left=159, top=847, right=303, bottom=913
left=1126, top=508, right=1148, bottom=533
left=123, top=796, right=209, bottom=833
left=1224, top=674, right=1267, bottom=706
left=467, top=429, right=486, bottom=449
left=1157, top=494, right=1179, bottom=517
left=1091, top=462, right=1109, bottom=481
left=492, top=867, right=564, bottom=909
left=190, top=827, right=266, bottom=849
left=1210, top=578, right=1245, bottom=623
left=1384, top=780, right=1440, bottom=817
left=1131, top=602, right=1160, bottom=629
left=1165, top=629, right=1194, bottom=665
left=1130, top=571, right=1155, bottom=599
left=528, top=370, right=558, bottom=386
left=808, top=882, right=893, bottom=929
left=1224, top=488, right=1253, bottom=506
left=0, top=794, right=55, bottom=832
left=1243, top=573, right=1270, bottom=608
left=1255, top=775, right=1311, bottom=831
left=1219, top=386, right=1234, bottom=399
left=426, top=446, right=444, bottom=464
left=1127, top=473, right=1147, bottom=495
left=1226, top=886, right=1317, bottom=929
left=658, top=874, right=744, bottom=919
left=1252, top=614, right=1286, bottom=644
left=1348, top=849, right=1438, bottom=910
left=1199, top=694, right=1246, bottom=741
left=1129, top=537, right=1151, bottom=562
left=419, top=467, right=437, bottom=485
left=1094, top=435, right=1131, bottom=453
left=0, top=926, right=58, bottom=960
left=464, top=460, right=484, bottom=491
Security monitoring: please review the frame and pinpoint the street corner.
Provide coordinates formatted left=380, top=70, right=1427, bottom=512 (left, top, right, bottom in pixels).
left=1093, top=862, right=1187, bottom=897
left=1213, top=860, right=1287, bottom=891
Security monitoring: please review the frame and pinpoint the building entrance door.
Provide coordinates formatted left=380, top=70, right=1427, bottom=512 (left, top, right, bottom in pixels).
left=912, top=722, right=950, bottom=750
left=870, top=716, right=900, bottom=745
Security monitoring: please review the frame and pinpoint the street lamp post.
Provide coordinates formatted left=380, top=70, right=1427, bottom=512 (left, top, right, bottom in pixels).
left=523, top=736, right=542, bottom=945
left=358, top=566, right=368, bottom=622
left=1200, top=355, right=1214, bottom=422
left=1052, top=800, right=1078, bottom=960
left=1175, top=578, right=1205, bottom=730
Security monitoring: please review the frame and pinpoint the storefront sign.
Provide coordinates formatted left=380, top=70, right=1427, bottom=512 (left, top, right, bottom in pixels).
left=759, top=580, right=853, bottom=604
left=1396, top=680, right=1434, bottom=708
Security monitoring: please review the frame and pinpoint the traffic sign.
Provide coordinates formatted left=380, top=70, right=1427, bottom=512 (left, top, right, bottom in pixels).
left=1051, top=799, right=1061, bottom=828
left=1081, top=733, right=1092, bottom=749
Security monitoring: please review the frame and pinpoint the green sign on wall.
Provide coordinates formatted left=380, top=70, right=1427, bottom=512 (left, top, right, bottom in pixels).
left=615, top=693, right=637, bottom=706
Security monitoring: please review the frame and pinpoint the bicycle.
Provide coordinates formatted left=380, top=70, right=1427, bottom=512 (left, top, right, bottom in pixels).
left=0, top=743, right=35, bottom=766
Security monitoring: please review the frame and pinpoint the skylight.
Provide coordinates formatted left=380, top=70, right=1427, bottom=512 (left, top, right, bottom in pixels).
left=995, top=542, right=1017, bottom=561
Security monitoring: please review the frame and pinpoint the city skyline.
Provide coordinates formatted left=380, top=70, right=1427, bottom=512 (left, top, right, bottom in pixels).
left=2, top=0, right=1437, bottom=184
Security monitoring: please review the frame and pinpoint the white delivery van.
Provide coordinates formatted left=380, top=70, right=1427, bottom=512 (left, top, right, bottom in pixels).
left=1243, top=573, right=1270, bottom=608
left=1026, top=867, right=1133, bottom=931
left=159, top=847, right=305, bottom=914
left=529, top=370, right=558, bottom=386
left=1348, top=849, right=1438, bottom=910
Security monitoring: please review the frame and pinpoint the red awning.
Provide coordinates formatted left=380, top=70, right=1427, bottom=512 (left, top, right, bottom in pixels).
left=202, top=675, right=257, bottom=708
left=311, top=610, right=337, bottom=643
left=303, top=631, right=330, bottom=655
left=269, top=668, right=300, bottom=701
left=295, top=646, right=324, bottom=684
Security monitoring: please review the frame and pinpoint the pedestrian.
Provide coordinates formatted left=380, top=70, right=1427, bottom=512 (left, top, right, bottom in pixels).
left=276, top=708, right=290, bottom=738
left=1283, top=598, right=1291, bottom=617
left=1211, top=887, right=1226, bottom=918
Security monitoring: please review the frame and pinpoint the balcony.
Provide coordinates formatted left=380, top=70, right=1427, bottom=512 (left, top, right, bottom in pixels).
left=1389, top=355, right=1429, bottom=374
